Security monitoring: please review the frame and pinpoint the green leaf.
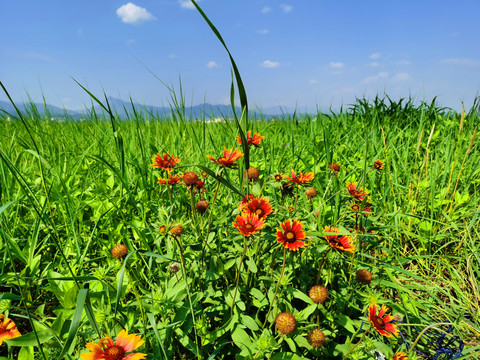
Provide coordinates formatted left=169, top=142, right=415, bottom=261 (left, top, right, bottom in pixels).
left=56, top=289, right=88, bottom=359
left=5, top=330, right=54, bottom=346
left=231, top=326, right=256, bottom=354
left=245, top=258, right=258, bottom=273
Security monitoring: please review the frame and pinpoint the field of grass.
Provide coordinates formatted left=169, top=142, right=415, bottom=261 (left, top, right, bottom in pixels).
left=0, top=90, right=479, bottom=359
left=1, top=1, right=480, bottom=358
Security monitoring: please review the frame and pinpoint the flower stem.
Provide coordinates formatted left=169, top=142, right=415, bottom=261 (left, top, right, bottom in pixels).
left=316, top=248, right=331, bottom=284
left=201, top=169, right=223, bottom=272
left=263, top=247, right=287, bottom=329
left=343, top=328, right=369, bottom=359
left=231, top=235, right=248, bottom=316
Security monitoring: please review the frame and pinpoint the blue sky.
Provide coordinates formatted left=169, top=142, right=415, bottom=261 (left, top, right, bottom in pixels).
left=1, top=0, right=479, bottom=112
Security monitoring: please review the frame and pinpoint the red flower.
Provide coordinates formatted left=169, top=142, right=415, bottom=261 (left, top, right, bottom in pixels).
left=238, top=194, right=257, bottom=211
left=242, top=197, right=273, bottom=219
left=368, top=303, right=399, bottom=337
left=80, top=329, right=146, bottom=360
left=237, top=131, right=264, bottom=146
left=151, top=152, right=180, bottom=172
left=285, top=169, right=314, bottom=185
left=158, top=173, right=182, bottom=185
left=206, top=147, right=244, bottom=168
left=0, top=314, right=21, bottom=345
left=323, top=226, right=355, bottom=253
left=276, top=219, right=306, bottom=251
left=233, top=213, right=265, bottom=237
left=346, top=181, right=368, bottom=202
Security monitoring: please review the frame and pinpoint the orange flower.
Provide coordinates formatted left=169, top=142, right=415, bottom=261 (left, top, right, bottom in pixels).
left=237, top=131, right=264, bottom=146
left=241, top=197, right=273, bottom=219
left=393, top=352, right=408, bottom=360
left=233, top=213, right=265, bottom=237
left=373, top=159, right=384, bottom=171
left=0, top=314, right=21, bottom=345
left=323, top=226, right=355, bottom=253
left=151, top=152, right=180, bottom=172
left=346, top=181, right=368, bottom=202
left=80, top=329, right=146, bottom=360
left=238, top=194, right=257, bottom=211
left=276, top=219, right=306, bottom=251
left=285, top=169, right=314, bottom=185
left=206, top=147, right=244, bottom=168
left=368, top=303, right=399, bottom=338
left=158, top=173, right=182, bottom=185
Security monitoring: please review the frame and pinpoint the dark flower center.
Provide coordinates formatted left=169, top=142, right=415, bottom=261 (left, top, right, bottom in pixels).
left=104, top=345, right=126, bottom=360
left=285, top=231, right=296, bottom=243
left=245, top=224, right=253, bottom=230
left=373, top=315, right=385, bottom=329
left=255, top=209, right=264, bottom=217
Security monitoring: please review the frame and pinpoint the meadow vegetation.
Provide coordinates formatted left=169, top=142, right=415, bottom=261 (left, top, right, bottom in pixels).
left=0, top=2, right=479, bottom=359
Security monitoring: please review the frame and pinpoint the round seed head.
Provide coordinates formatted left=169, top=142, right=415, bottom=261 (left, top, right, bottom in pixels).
left=170, top=224, right=183, bottom=236
left=356, top=269, right=372, bottom=284
left=275, top=312, right=296, bottom=335
left=111, top=244, right=128, bottom=259
left=305, top=187, right=317, bottom=198
left=308, top=285, right=328, bottom=304
left=169, top=262, right=181, bottom=274
left=183, top=171, right=199, bottom=186
left=246, top=167, right=260, bottom=180
left=328, top=163, right=340, bottom=172
left=307, top=328, right=326, bottom=348
left=195, top=200, right=209, bottom=213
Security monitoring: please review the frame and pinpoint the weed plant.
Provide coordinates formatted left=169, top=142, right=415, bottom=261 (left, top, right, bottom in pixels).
left=0, top=2, right=479, bottom=359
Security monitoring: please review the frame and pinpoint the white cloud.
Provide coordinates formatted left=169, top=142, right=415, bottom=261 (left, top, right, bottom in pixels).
left=362, top=72, right=388, bottom=84
left=370, top=62, right=379, bottom=67
left=397, top=60, right=411, bottom=65
left=369, top=52, right=381, bottom=60
left=168, top=54, right=176, bottom=58
left=260, top=60, right=280, bottom=68
left=280, top=4, right=293, bottom=13
left=117, top=3, right=155, bottom=25
left=329, top=62, right=344, bottom=69
left=308, top=79, right=318, bottom=85
left=256, top=29, right=269, bottom=35
left=206, top=61, right=220, bottom=68
left=442, top=58, right=480, bottom=66
left=125, top=39, right=135, bottom=46
left=261, top=6, right=272, bottom=13
left=179, top=0, right=197, bottom=9
left=77, top=28, right=83, bottom=36
left=393, top=72, right=411, bottom=81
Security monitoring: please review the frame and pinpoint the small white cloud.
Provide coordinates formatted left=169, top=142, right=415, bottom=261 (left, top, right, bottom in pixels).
left=256, top=29, right=269, bottom=35
left=77, top=28, right=83, bottom=36
left=370, top=62, right=379, bottom=67
left=329, top=62, right=344, bottom=69
left=362, top=72, right=388, bottom=84
left=261, top=6, right=271, bottom=13
left=117, top=3, right=155, bottom=25
left=442, top=58, right=480, bottom=66
left=260, top=60, right=280, bottom=68
left=125, top=39, right=135, bottom=46
left=308, top=79, right=318, bottom=85
left=206, top=61, right=220, bottom=68
left=393, top=72, right=411, bottom=81
left=397, top=60, right=411, bottom=65
left=168, top=54, right=176, bottom=58
left=280, top=4, right=293, bottom=13
left=369, top=52, right=381, bottom=60
left=179, top=0, right=197, bottom=9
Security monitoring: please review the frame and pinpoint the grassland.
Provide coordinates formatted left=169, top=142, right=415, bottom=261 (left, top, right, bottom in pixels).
left=0, top=93, right=479, bottom=359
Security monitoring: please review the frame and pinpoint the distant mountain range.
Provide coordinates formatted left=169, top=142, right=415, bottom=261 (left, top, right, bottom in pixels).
left=0, top=97, right=295, bottom=120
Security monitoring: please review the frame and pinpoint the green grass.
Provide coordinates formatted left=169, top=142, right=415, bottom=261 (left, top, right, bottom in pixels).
left=0, top=93, right=479, bottom=359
